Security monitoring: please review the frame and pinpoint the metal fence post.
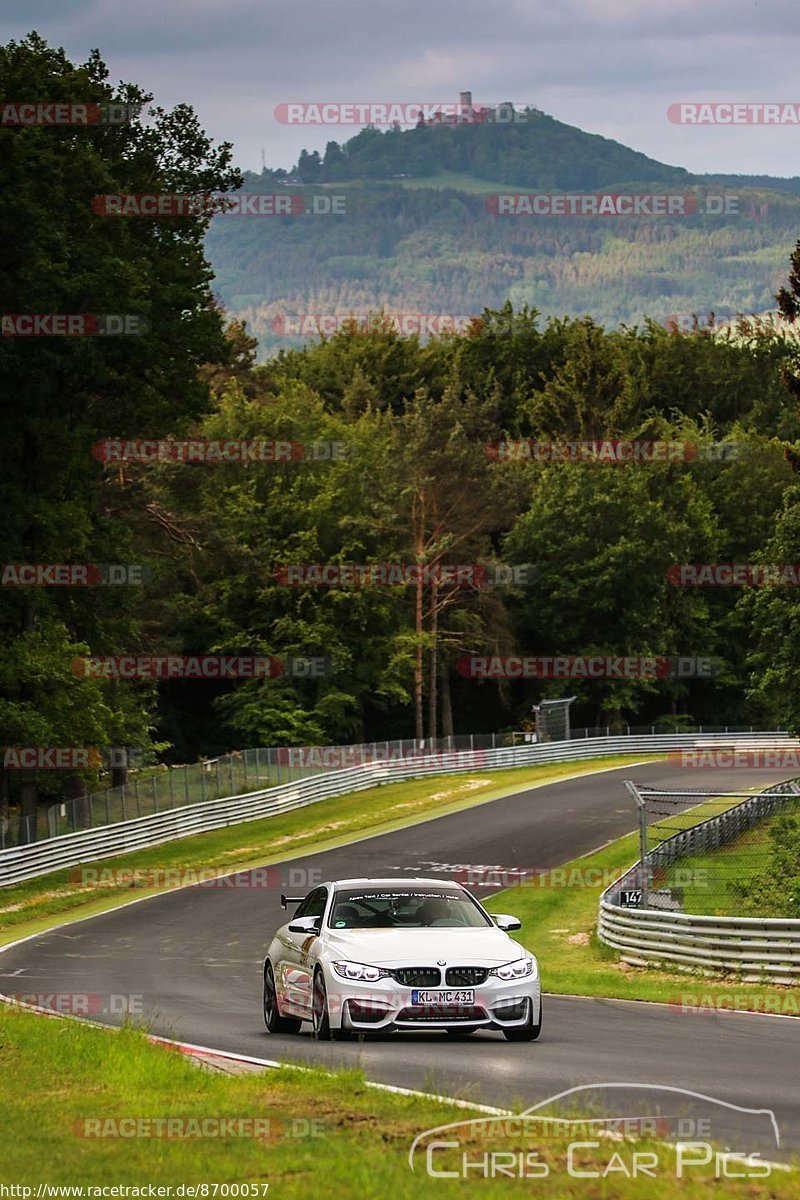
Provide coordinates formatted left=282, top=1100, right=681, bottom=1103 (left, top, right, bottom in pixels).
left=135, top=779, right=142, bottom=818
left=201, top=768, right=206, bottom=804
left=152, top=776, right=158, bottom=814
left=184, top=766, right=190, bottom=806
left=216, top=759, right=222, bottom=799
left=229, top=755, right=235, bottom=795
left=624, top=779, right=649, bottom=909
left=169, top=768, right=175, bottom=809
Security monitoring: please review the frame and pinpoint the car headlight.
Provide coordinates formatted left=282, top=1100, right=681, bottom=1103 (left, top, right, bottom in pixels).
left=331, top=960, right=390, bottom=982
left=489, top=956, right=537, bottom=981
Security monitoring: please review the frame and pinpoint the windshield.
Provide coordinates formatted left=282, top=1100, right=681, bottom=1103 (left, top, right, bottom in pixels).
left=328, top=887, right=492, bottom=929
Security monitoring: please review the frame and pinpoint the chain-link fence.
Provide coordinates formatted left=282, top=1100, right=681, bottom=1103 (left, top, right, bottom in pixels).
left=619, top=780, right=800, bottom=916
left=2, top=731, right=540, bottom=849
left=0, top=723, right=770, bottom=849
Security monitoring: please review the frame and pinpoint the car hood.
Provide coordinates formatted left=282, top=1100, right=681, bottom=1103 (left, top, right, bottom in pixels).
left=322, top=926, right=527, bottom=966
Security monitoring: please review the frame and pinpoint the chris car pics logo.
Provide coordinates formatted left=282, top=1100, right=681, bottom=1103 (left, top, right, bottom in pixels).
left=409, top=1083, right=779, bottom=1181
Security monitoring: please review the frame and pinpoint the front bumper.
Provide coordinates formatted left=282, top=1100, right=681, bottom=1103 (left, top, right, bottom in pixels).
left=324, top=971, right=541, bottom=1032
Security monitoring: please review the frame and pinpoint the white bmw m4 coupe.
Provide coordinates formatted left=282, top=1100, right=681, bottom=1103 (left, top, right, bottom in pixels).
left=263, top=877, right=541, bottom=1041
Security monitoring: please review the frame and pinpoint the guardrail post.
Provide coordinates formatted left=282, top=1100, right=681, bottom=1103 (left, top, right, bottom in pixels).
left=624, top=779, right=649, bottom=908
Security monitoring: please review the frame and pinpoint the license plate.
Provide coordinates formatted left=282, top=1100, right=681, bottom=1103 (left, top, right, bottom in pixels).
left=411, top=988, right=474, bottom=1005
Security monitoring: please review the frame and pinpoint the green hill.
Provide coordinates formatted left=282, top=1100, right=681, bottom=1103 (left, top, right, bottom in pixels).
left=204, top=111, right=800, bottom=356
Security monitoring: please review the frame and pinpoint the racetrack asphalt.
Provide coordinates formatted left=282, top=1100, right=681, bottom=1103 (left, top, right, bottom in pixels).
left=2, top=760, right=798, bottom=1156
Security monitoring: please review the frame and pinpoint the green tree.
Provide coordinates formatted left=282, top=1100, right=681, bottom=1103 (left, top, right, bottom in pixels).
left=0, top=34, right=240, bottom=826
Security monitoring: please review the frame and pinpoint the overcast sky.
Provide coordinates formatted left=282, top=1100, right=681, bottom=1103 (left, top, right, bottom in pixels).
left=2, top=0, right=797, bottom=177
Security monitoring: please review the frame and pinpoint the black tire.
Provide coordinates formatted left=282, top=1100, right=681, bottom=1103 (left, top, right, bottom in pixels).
left=503, top=998, right=542, bottom=1042
left=312, top=969, right=351, bottom=1041
left=263, top=962, right=301, bottom=1034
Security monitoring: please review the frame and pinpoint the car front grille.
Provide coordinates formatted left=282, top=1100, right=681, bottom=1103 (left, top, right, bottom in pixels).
left=445, top=966, right=488, bottom=986
left=391, top=967, right=442, bottom=987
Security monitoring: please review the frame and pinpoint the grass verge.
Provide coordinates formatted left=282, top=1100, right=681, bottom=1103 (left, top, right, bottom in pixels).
left=0, top=1004, right=796, bottom=1194
left=0, top=755, right=658, bottom=945
left=484, top=809, right=800, bottom=1012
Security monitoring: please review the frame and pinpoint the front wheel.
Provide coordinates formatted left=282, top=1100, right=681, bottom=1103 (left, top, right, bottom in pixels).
left=312, top=969, right=350, bottom=1040
left=503, top=998, right=542, bottom=1042
left=263, top=962, right=301, bottom=1034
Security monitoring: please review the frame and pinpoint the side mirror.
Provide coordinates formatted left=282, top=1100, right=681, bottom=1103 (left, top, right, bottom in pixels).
left=493, top=914, right=522, bottom=931
left=288, top=916, right=321, bottom=935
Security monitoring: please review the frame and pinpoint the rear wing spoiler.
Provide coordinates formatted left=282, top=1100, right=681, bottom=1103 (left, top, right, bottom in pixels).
left=280, top=894, right=306, bottom=909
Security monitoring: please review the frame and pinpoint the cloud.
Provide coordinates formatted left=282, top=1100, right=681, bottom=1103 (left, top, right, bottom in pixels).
left=0, top=0, right=797, bottom=174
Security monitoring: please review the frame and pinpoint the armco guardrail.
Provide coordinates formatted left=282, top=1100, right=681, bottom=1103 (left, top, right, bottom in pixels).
left=18, top=723, right=768, bottom=848
left=0, top=730, right=791, bottom=888
left=598, top=779, right=800, bottom=982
